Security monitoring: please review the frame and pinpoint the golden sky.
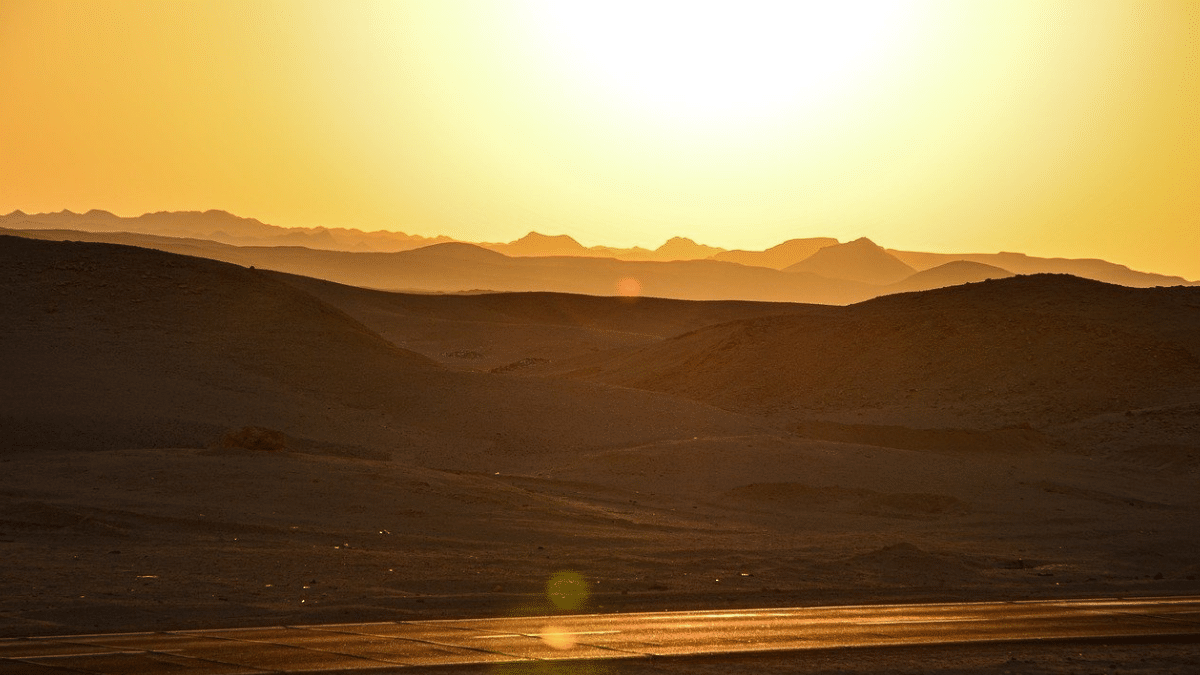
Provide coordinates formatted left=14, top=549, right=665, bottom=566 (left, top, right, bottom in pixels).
left=1, top=0, right=1197, bottom=278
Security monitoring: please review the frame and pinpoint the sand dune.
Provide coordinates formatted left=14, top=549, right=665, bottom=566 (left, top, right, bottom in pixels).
left=1, top=235, right=1197, bottom=639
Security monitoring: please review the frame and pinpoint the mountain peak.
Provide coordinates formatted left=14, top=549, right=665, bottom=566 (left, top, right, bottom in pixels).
left=490, top=231, right=587, bottom=257
left=661, top=236, right=696, bottom=246
left=846, top=236, right=881, bottom=248
left=786, top=237, right=915, bottom=285
left=655, top=236, right=724, bottom=260
left=514, top=231, right=581, bottom=245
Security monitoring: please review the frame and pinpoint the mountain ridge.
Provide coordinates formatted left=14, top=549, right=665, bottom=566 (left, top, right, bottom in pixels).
left=2, top=209, right=1193, bottom=289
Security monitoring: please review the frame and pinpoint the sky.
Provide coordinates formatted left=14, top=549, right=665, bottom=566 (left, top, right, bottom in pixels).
left=1, top=0, right=1197, bottom=279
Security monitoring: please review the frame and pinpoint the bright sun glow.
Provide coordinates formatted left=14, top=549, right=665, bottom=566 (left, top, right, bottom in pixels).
left=533, top=0, right=917, bottom=126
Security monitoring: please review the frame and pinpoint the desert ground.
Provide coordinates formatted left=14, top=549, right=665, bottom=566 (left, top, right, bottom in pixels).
left=2, top=233, right=1199, bottom=672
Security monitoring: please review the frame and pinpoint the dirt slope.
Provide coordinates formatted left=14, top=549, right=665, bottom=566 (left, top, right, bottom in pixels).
left=0, top=235, right=770, bottom=462
left=558, top=275, right=1200, bottom=432
left=884, top=260, right=1014, bottom=294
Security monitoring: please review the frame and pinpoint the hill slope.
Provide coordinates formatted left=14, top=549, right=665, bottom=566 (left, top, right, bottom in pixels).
left=3, top=229, right=876, bottom=304
left=884, top=260, right=1015, bottom=294
left=889, top=249, right=1192, bottom=288
left=270, top=271, right=828, bottom=371
left=561, top=274, right=1200, bottom=432
left=0, top=235, right=770, bottom=464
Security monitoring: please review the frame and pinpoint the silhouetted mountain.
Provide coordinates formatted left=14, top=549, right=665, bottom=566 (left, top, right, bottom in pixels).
left=483, top=232, right=589, bottom=257
left=4, top=209, right=1194, bottom=296
left=785, top=237, right=916, bottom=285
left=2, top=228, right=876, bottom=304
left=710, top=237, right=839, bottom=269
left=588, top=244, right=658, bottom=260
left=885, top=260, right=1014, bottom=294
left=0, top=209, right=450, bottom=252
left=406, top=241, right=512, bottom=263
left=654, top=236, right=726, bottom=261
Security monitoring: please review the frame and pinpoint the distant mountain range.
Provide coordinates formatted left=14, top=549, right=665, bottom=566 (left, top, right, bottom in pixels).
left=0, top=208, right=454, bottom=252
left=1, top=209, right=1193, bottom=304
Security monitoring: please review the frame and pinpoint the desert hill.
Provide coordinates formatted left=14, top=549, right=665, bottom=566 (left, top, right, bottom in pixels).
left=3, top=228, right=876, bottom=304
left=268, top=270, right=827, bottom=370
left=0, top=234, right=770, bottom=463
left=883, top=260, right=1015, bottom=294
left=0, top=234, right=443, bottom=454
left=785, top=237, right=917, bottom=285
left=889, top=248, right=1192, bottom=288
left=10, top=209, right=1196, bottom=288
left=13, top=225, right=1196, bottom=311
left=5, top=210, right=1195, bottom=297
left=559, top=274, right=1200, bottom=435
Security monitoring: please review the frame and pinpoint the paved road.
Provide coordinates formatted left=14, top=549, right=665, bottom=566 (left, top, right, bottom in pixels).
left=2, top=596, right=1199, bottom=673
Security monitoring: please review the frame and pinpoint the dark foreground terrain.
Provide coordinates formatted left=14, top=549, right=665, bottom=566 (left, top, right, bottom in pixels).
left=2, top=234, right=1198, bottom=672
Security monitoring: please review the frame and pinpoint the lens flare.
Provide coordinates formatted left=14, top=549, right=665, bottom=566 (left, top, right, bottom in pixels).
left=546, top=570, right=590, bottom=610
left=616, top=277, right=641, bottom=297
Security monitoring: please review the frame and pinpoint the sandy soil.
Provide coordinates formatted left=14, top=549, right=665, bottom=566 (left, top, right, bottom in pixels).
left=2, top=234, right=1198, bottom=673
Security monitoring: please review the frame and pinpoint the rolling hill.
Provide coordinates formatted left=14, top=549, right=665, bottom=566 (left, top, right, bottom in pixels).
left=0, top=234, right=770, bottom=465
left=558, top=274, right=1200, bottom=434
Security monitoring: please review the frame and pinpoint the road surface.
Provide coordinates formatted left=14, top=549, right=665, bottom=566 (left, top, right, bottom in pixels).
left=2, top=595, right=1199, bottom=673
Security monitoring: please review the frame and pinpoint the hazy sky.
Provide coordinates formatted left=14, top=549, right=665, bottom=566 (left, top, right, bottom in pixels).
left=2, top=0, right=1197, bottom=278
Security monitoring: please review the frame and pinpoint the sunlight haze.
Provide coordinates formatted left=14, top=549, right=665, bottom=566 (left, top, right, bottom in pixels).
left=1, top=0, right=1196, bottom=279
